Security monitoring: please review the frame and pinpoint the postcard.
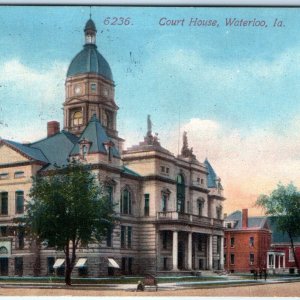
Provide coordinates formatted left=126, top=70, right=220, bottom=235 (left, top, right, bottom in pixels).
left=0, top=4, right=299, bottom=297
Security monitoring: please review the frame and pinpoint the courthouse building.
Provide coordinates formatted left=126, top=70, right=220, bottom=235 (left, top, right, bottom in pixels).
left=0, top=19, right=225, bottom=277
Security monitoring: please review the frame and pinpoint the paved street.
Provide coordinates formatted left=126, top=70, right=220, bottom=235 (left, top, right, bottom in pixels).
left=0, top=280, right=299, bottom=297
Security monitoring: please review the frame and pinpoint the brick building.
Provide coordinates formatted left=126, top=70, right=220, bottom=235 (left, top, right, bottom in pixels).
left=267, top=217, right=300, bottom=274
left=0, top=18, right=225, bottom=277
left=224, top=209, right=271, bottom=273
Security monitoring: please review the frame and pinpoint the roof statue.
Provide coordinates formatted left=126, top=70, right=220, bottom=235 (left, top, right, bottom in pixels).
left=143, top=115, right=160, bottom=146
left=181, top=131, right=195, bottom=159
left=147, top=114, right=152, bottom=135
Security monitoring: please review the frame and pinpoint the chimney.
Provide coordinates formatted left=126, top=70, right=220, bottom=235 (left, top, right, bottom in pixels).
left=242, top=208, right=248, bottom=228
left=47, top=121, right=60, bottom=137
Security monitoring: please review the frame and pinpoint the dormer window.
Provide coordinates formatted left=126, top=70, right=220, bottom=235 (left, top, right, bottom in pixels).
left=79, top=138, right=91, bottom=159
left=104, top=141, right=114, bottom=162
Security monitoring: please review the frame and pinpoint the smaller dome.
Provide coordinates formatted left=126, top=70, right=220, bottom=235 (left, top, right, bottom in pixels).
left=85, top=19, right=96, bottom=32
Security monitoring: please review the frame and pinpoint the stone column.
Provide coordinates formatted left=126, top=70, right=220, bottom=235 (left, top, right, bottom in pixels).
left=220, top=236, right=224, bottom=269
left=188, top=232, right=192, bottom=270
left=283, top=254, right=286, bottom=269
left=172, top=231, right=178, bottom=270
left=273, top=253, right=276, bottom=269
left=278, top=255, right=281, bottom=269
left=207, top=235, right=213, bottom=270
left=267, top=253, right=269, bottom=269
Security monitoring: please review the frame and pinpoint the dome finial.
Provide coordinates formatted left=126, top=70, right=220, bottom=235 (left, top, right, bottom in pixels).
left=84, top=17, right=97, bottom=45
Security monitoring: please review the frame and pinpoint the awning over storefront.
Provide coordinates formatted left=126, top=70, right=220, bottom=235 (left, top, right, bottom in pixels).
left=53, top=258, right=65, bottom=268
left=108, top=258, right=120, bottom=269
left=75, top=258, right=87, bottom=268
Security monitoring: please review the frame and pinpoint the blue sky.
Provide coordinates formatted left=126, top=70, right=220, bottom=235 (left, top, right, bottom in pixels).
left=1, top=6, right=300, bottom=214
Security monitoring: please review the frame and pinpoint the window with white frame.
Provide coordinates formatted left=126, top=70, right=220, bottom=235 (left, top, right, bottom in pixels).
left=289, top=248, right=295, bottom=262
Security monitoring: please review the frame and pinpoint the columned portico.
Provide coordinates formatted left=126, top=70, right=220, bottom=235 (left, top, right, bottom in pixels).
left=267, top=251, right=285, bottom=273
left=207, top=235, right=213, bottom=270
left=172, top=231, right=178, bottom=270
left=188, top=232, right=192, bottom=270
left=220, top=236, right=224, bottom=269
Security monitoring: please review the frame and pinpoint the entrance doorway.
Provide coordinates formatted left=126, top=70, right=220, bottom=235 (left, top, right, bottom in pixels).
left=178, top=241, right=185, bottom=270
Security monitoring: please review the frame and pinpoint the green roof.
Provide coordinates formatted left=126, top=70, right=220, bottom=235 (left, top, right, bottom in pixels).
left=2, top=139, right=48, bottom=164
left=31, top=131, right=78, bottom=170
left=67, top=44, right=113, bottom=80
left=70, top=115, right=120, bottom=158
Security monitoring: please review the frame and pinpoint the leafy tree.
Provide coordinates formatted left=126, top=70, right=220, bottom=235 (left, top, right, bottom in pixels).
left=256, top=183, right=300, bottom=271
left=25, top=161, right=116, bottom=285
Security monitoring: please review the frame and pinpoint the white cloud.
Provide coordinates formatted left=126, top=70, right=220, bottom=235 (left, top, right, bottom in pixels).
left=0, top=59, right=68, bottom=141
left=0, top=59, right=67, bottom=105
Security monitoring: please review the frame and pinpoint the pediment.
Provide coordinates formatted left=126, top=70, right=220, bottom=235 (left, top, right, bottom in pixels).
left=65, top=98, right=85, bottom=105
left=0, top=144, right=30, bottom=165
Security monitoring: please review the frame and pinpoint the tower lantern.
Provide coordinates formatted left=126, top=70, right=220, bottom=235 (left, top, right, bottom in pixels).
left=84, top=18, right=97, bottom=45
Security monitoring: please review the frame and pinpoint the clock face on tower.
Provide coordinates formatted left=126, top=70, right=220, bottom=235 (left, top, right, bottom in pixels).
left=74, top=85, right=82, bottom=95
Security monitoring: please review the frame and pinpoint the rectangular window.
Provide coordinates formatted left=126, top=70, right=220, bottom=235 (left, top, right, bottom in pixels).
left=121, top=226, right=126, bottom=248
left=14, top=171, right=24, bottom=179
left=198, top=235, right=203, bottom=251
left=121, top=257, right=126, bottom=274
left=163, top=257, right=168, bottom=270
left=0, top=173, right=9, bottom=180
left=166, top=167, right=169, bottom=174
left=127, top=226, right=132, bottom=248
left=249, top=237, right=254, bottom=247
left=230, top=237, right=235, bottom=247
left=47, top=257, right=55, bottom=275
left=106, top=186, right=113, bottom=204
left=91, top=83, right=97, bottom=92
left=0, top=258, right=8, bottom=276
left=289, top=248, right=295, bottom=262
left=249, top=253, right=255, bottom=264
left=163, top=231, right=168, bottom=249
left=224, top=237, right=227, bottom=247
left=144, top=194, right=149, bottom=216
left=15, top=191, right=24, bottom=214
left=18, top=227, right=25, bottom=250
left=14, top=257, right=23, bottom=276
left=1, top=227, right=7, bottom=237
left=128, top=257, right=133, bottom=274
left=230, top=254, right=235, bottom=265
left=106, top=227, right=112, bottom=247
left=200, top=178, right=204, bottom=184
left=78, top=266, right=88, bottom=277
left=224, top=254, right=227, bottom=265
left=226, top=223, right=232, bottom=229
left=0, top=192, right=8, bottom=215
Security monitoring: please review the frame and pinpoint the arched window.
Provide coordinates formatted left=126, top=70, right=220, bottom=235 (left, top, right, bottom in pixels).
left=15, top=191, right=24, bottom=214
left=176, top=174, right=185, bottom=213
left=0, top=247, right=8, bottom=255
left=72, top=111, right=83, bottom=126
left=121, top=188, right=132, bottom=215
left=197, top=198, right=205, bottom=216
left=216, top=205, right=223, bottom=219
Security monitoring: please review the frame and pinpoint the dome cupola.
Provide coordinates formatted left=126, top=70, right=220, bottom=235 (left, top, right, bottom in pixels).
left=66, top=18, right=113, bottom=81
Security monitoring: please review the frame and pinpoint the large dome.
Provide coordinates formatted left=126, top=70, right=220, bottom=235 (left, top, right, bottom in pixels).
left=67, top=44, right=113, bottom=81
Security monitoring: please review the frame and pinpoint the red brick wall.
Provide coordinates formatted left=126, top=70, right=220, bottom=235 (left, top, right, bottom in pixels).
left=271, top=245, right=300, bottom=269
left=224, top=229, right=271, bottom=273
